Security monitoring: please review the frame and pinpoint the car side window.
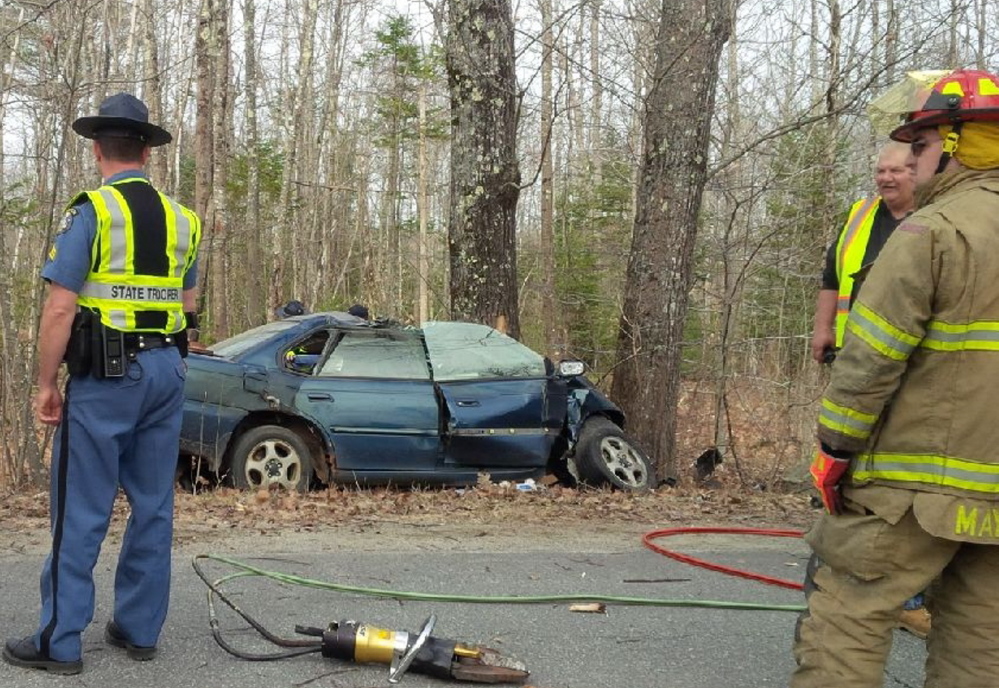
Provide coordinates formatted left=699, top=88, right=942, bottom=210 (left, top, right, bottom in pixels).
left=283, top=331, right=330, bottom=375
left=319, top=331, right=430, bottom=380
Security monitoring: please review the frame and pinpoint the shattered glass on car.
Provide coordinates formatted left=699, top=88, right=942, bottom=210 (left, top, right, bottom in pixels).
left=422, top=321, right=546, bottom=381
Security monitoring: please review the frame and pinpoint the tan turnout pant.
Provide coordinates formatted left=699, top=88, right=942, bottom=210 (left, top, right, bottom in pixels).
left=790, top=507, right=999, bottom=688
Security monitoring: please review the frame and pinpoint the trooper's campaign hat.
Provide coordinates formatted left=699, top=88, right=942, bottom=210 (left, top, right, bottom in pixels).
left=72, top=92, right=172, bottom=147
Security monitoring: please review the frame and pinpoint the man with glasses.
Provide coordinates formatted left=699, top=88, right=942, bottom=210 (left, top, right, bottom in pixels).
left=792, top=68, right=999, bottom=688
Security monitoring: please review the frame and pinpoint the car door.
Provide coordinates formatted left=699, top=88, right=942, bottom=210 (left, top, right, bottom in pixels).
left=294, top=329, right=441, bottom=473
left=423, top=322, right=562, bottom=468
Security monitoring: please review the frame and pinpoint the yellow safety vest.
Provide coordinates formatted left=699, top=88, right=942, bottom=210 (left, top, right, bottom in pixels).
left=75, top=177, right=201, bottom=333
left=833, top=197, right=880, bottom=347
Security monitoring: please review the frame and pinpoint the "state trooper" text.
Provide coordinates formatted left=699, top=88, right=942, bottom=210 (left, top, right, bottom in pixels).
left=109, top=285, right=180, bottom=301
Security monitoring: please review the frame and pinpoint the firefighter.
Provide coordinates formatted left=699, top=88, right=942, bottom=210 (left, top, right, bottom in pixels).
left=3, top=93, right=201, bottom=674
left=791, top=68, right=999, bottom=688
left=808, top=141, right=931, bottom=637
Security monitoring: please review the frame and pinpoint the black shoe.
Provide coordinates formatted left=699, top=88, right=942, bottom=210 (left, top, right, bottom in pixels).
left=2, top=636, right=83, bottom=675
left=105, top=621, right=157, bottom=661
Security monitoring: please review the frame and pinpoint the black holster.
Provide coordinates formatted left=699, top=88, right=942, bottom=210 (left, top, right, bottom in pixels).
left=65, top=311, right=124, bottom=379
left=64, top=310, right=94, bottom=377
left=175, top=328, right=189, bottom=358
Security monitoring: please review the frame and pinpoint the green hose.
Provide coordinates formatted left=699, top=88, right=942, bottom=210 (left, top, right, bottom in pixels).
left=195, top=553, right=806, bottom=613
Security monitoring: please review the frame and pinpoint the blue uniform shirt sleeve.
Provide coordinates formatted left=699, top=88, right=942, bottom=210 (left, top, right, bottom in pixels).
left=40, top=202, right=97, bottom=294
left=183, top=255, right=198, bottom=290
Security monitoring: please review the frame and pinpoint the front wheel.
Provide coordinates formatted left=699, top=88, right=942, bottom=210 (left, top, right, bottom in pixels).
left=574, top=417, right=651, bottom=492
left=228, top=425, right=314, bottom=492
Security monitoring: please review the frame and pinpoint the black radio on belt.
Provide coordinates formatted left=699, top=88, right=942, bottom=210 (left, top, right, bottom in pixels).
left=82, top=316, right=126, bottom=379
left=100, top=326, right=126, bottom=377
left=63, top=310, right=122, bottom=379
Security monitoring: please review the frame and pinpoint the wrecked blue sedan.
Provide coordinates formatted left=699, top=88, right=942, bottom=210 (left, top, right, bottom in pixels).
left=179, top=313, right=651, bottom=492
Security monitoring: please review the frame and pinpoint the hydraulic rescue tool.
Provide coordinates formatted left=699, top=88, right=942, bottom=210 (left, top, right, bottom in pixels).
left=192, top=556, right=529, bottom=684
left=297, top=614, right=529, bottom=684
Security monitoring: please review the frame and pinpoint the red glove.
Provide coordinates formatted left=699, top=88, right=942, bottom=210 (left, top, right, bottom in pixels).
left=810, top=444, right=852, bottom=515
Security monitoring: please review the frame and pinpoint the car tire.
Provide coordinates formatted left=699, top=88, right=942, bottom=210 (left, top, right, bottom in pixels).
left=229, top=425, right=313, bottom=493
left=574, top=417, right=651, bottom=492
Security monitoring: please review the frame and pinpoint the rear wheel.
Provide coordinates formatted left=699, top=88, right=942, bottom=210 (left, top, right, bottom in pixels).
left=229, top=425, right=314, bottom=492
left=574, top=417, right=651, bottom=492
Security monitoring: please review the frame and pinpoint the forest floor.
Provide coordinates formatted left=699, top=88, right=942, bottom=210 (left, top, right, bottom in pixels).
left=0, top=474, right=819, bottom=557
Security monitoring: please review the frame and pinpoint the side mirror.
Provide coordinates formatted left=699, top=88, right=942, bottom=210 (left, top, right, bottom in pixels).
left=557, top=360, right=585, bottom=377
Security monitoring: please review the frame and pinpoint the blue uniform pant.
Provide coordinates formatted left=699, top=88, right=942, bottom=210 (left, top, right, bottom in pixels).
left=35, top=347, right=185, bottom=661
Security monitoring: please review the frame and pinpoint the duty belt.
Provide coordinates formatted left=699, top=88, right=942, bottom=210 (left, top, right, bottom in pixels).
left=123, top=332, right=176, bottom=357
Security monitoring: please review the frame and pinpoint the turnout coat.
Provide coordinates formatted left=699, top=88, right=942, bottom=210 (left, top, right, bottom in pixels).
left=817, top=169, right=999, bottom=543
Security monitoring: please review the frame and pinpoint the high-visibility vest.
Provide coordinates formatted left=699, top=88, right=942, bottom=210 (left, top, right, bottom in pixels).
left=833, top=197, right=880, bottom=347
left=74, top=176, right=201, bottom=333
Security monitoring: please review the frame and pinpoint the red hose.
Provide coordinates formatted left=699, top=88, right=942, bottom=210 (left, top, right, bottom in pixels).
left=642, top=526, right=806, bottom=591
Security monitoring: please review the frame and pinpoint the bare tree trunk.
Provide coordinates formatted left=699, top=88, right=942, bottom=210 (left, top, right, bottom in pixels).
left=418, top=84, right=430, bottom=325
left=973, top=0, right=986, bottom=69
left=272, top=0, right=296, bottom=315
left=826, top=0, right=841, bottom=120
left=169, top=2, right=196, bottom=198
left=539, top=0, right=559, bottom=357
left=589, top=0, right=603, bottom=183
left=0, top=5, right=24, bottom=188
left=316, top=0, right=349, bottom=311
left=711, top=0, right=742, bottom=471
left=243, top=0, right=263, bottom=326
left=818, top=0, right=842, bottom=280
left=209, top=0, right=230, bottom=336
left=358, top=151, right=376, bottom=306
left=294, top=0, right=317, bottom=304
left=294, top=0, right=322, bottom=313
left=125, top=0, right=140, bottom=71
left=626, top=11, right=652, bottom=216
left=98, top=0, right=112, bottom=82
left=570, top=10, right=585, bottom=176
left=381, top=93, right=402, bottom=309
left=0, top=4, right=28, bottom=483
left=947, top=0, right=958, bottom=65
left=445, top=0, right=522, bottom=337
left=273, top=0, right=317, bottom=313
left=194, top=0, right=216, bottom=322
left=884, top=0, right=897, bottom=85
left=610, top=0, right=732, bottom=482
left=809, top=0, right=819, bottom=105
left=141, top=0, right=168, bottom=185
left=7, top=5, right=90, bottom=485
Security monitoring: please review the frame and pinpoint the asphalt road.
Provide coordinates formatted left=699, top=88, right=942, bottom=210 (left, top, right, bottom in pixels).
left=0, top=533, right=927, bottom=688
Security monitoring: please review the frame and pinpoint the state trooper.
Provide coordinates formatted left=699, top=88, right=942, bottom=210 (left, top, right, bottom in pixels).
left=3, top=93, right=202, bottom=674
